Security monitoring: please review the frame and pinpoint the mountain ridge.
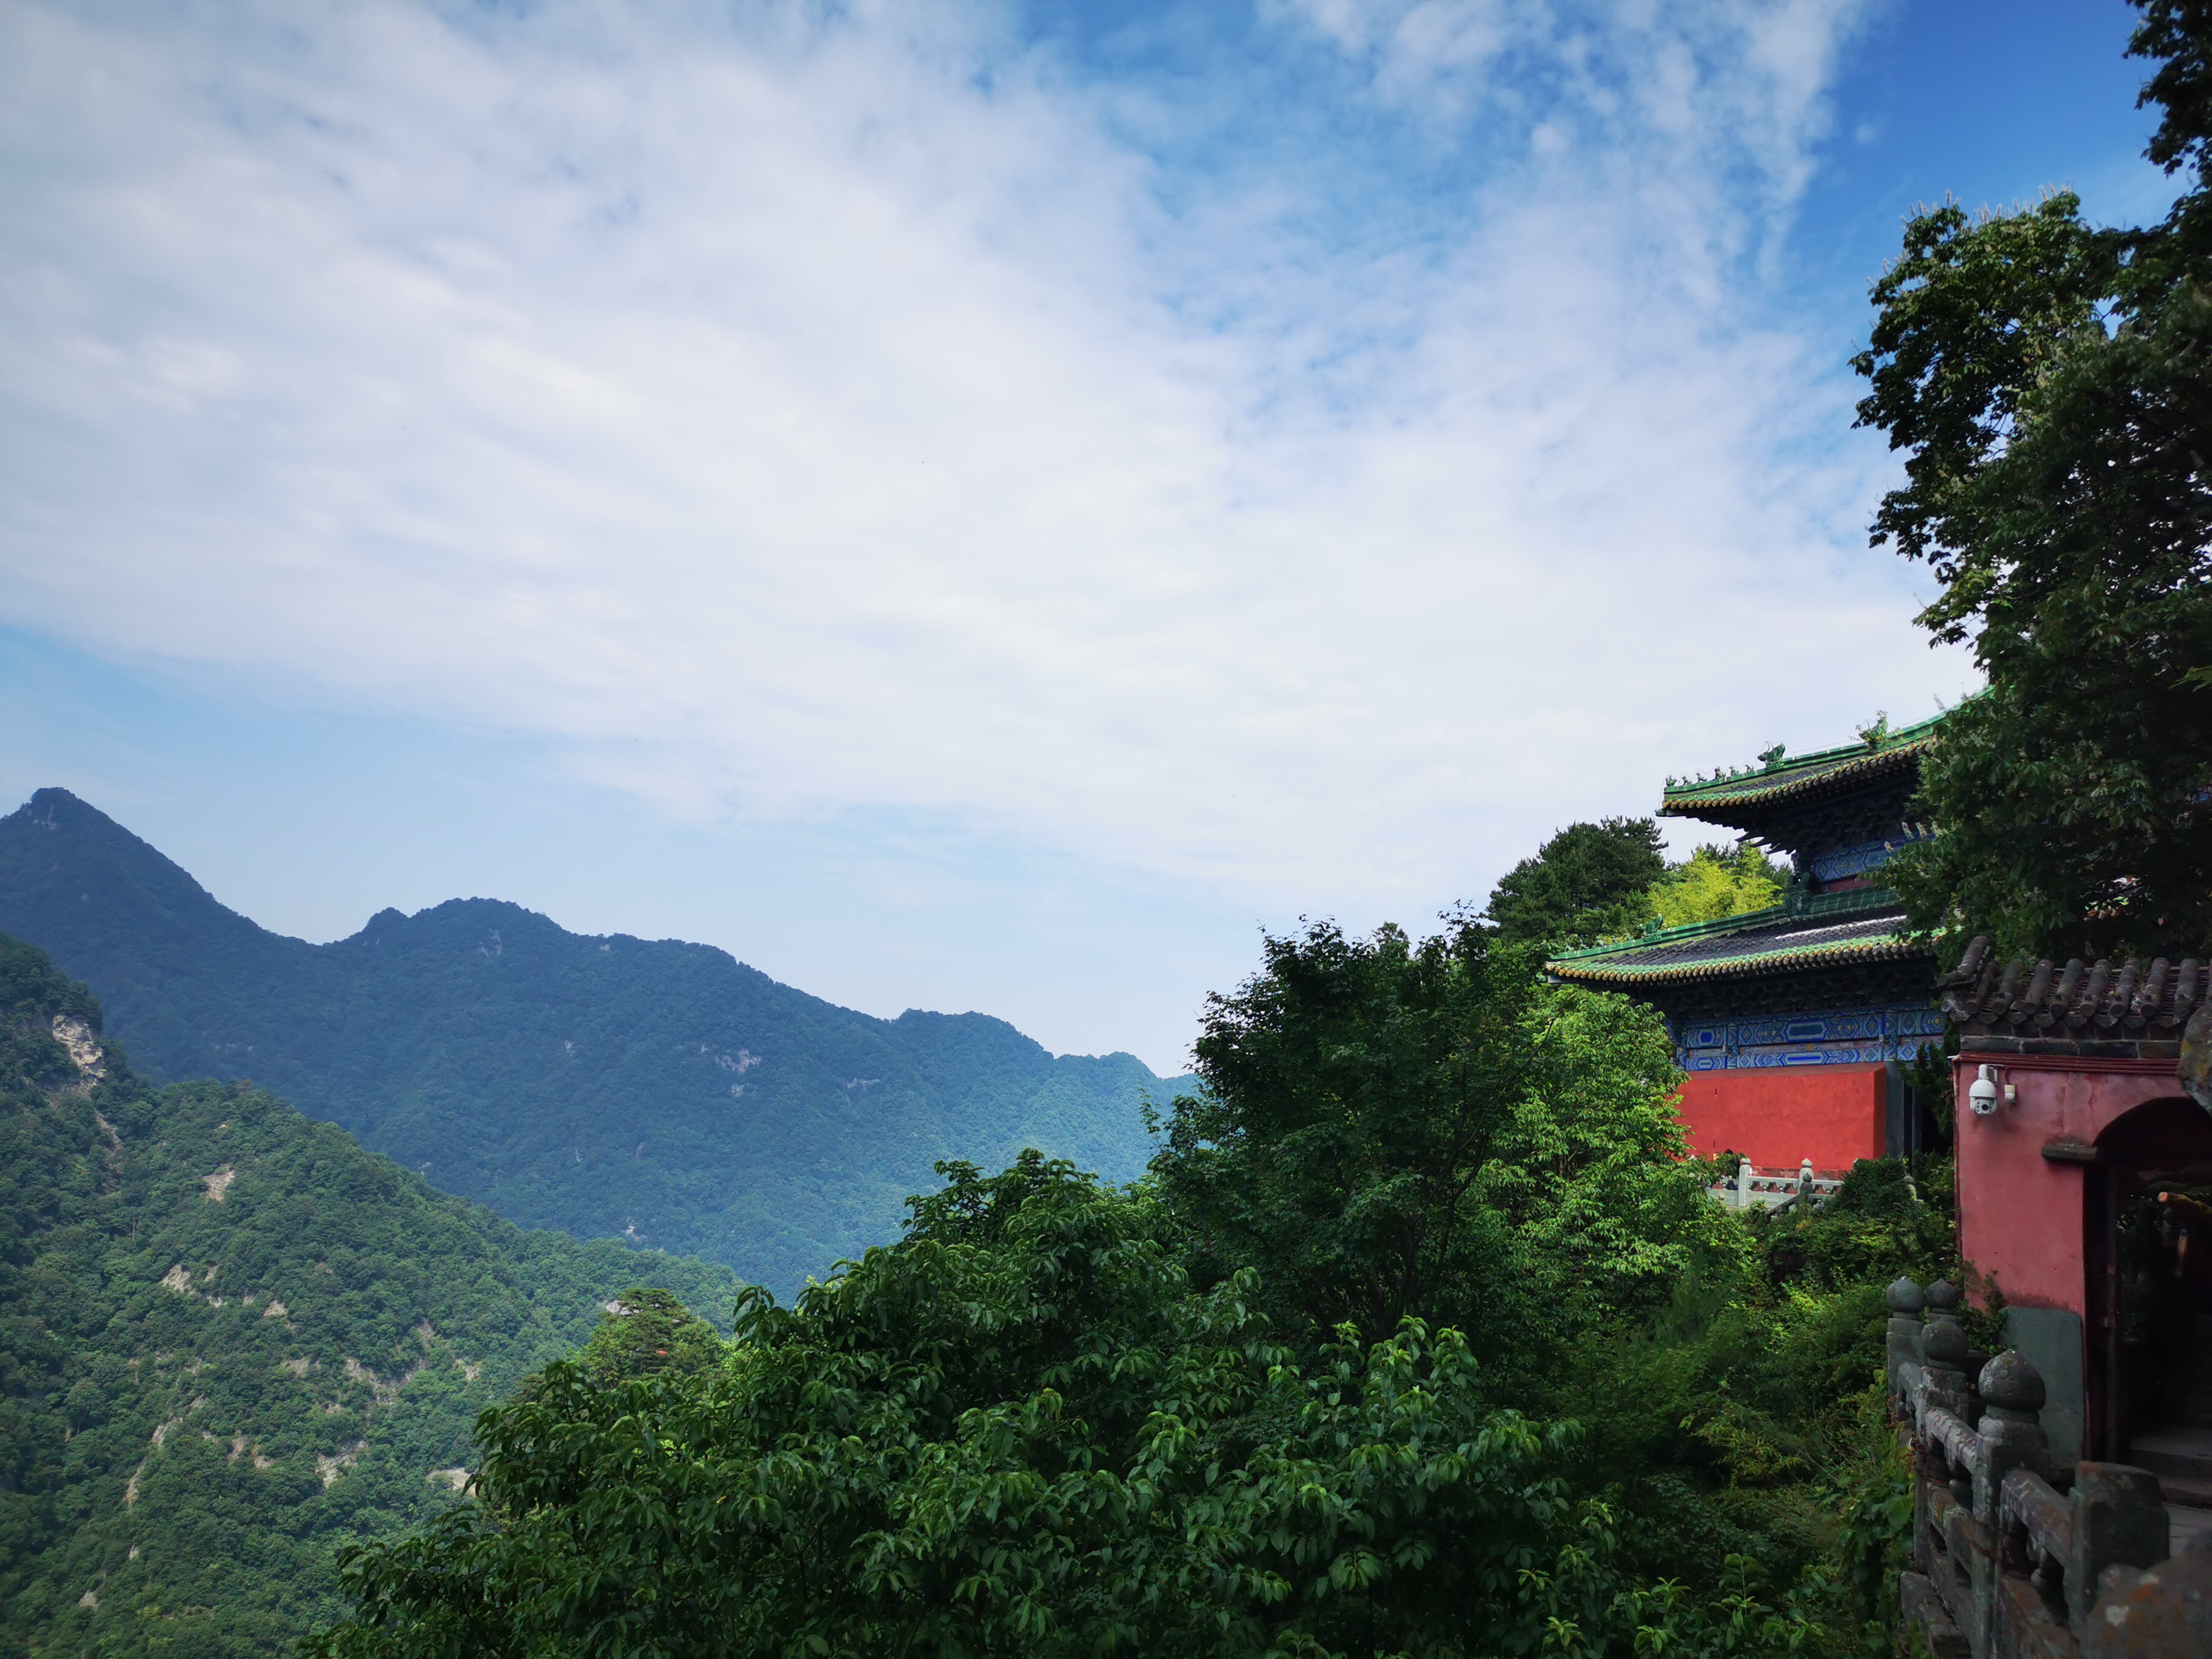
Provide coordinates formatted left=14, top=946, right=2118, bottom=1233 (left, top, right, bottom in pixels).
left=0, top=789, right=1181, bottom=1290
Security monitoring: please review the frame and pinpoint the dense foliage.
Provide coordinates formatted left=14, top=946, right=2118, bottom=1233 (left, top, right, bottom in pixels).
left=315, top=918, right=1965, bottom=1658
left=571, top=1289, right=723, bottom=1386
left=1854, top=0, right=2212, bottom=960
left=1485, top=824, right=1780, bottom=952
left=0, top=788, right=1181, bottom=1292
left=1482, top=819, right=1667, bottom=948
left=1155, top=921, right=1950, bottom=1615
left=311, top=1155, right=1890, bottom=1659
left=1150, top=918, right=1718, bottom=1369
left=1645, top=845, right=1785, bottom=932
left=0, top=933, right=743, bottom=1656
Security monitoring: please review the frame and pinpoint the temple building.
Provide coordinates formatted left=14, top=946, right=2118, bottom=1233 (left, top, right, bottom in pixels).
left=1546, top=712, right=1949, bottom=1176
left=1937, top=941, right=2212, bottom=1476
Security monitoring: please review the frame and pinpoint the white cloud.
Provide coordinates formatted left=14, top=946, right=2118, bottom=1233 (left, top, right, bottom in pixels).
left=0, top=0, right=1964, bottom=927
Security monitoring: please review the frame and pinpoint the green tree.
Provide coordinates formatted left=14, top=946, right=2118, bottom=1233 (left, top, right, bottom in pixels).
left=1149, top=916, right=1943, bottom=1619
left=1150, top=918, right=1718, bottom=1372
left=303, top=888, right=1957, bottom=1655
left=1484, top=819, right=1669, bottom=948
left=1646, top=845, right=1785, bottom=931
left=573, top=1288, right=724, bottom=1384
left=1852, top=0, right=2212, bottom=960
left=309, top=1158, right=1828, bottom=1659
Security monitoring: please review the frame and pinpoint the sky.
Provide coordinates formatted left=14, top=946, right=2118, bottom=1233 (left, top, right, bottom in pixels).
left=0, top=0, right=2180, bottom=1074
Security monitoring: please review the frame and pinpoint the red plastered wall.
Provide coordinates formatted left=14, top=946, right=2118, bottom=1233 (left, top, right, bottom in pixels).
left=1673, top=1065, right=1886, bottom=1173
left=1951, top=1057, right=2179, bottom=1315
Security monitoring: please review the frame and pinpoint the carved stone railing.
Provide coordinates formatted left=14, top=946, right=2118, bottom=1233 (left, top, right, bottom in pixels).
left=1885, top=1278, right=2193, bottom=1658
left=1707, top=1155, right=1844, bottom=1212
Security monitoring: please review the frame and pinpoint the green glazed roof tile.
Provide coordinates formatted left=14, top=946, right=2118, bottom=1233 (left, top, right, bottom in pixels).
left=1544, top=889, right=1932, bottom=987
left=1658, top=710, right=1946, bottom=819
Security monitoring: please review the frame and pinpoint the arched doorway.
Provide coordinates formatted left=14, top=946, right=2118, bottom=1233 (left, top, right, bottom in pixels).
left=2086, top=1096, right=2212, bottom=1486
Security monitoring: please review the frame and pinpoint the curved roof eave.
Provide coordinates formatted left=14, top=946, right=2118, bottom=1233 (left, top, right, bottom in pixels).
left=1548, top=934, right=1932, bottom=989
left=1657, top=711, right=1946, bottom=824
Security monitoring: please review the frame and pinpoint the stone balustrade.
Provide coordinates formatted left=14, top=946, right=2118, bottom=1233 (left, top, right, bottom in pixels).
left=1884, top=1277, right=2205, bottom=1657
left=1706, top=1155, right=1845, bottom=1212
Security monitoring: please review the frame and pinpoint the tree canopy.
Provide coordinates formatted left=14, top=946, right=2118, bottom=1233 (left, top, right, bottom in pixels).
left=1854, top=0, right=2212, bottom=960
left=573, top=1289, right=724, bottom=1386
left=1644, top=845, right=1785, bottom=933
left=1149, top=919, right=1716, bottom=1369
left=1483, top=819, right=1668, bottom=949
left=309, top=1155, right=1854, bottom=1659
left=309, top=909, right=1960, bottom=1658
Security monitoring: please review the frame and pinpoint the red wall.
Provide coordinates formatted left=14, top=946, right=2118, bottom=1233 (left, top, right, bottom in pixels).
left=1951, top=1056, right=2178, bottom=1315
left=1674, top=1065, right=1886, bottom=1173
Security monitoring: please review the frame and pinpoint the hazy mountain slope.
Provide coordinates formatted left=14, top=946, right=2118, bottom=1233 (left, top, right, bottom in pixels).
left=0, top=790, right=1180, bottom=1289
left=0, top=933, right=743, bottom=1657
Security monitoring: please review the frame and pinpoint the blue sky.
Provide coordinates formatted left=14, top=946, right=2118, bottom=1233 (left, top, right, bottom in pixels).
left=0, top=0, right=2176, bottom=1073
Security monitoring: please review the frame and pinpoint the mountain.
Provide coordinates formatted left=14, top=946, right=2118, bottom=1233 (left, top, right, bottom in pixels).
left=0, top=931, right=745, bottom=1655
left=0, top=789, right=1181, bottom=1290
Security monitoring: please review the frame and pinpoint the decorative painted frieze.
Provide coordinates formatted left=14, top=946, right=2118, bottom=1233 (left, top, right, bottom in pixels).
left=1808, top=833, right=1932, bottom=886
left=1672, top=1003, right=1947, bottom=1071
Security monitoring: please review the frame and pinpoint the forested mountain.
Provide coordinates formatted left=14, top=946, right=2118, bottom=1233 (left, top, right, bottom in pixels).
left=0, top=789, right=1179, bottom=1291
left=0, top=933, right=743, bottom=1655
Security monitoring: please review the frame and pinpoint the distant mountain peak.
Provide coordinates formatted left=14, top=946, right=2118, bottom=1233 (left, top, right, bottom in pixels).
left=21, top=785, right=129, bottom=829
left=2, top=789, right=263, bottom=977
left=0, top=789, right=1178, bottom=1291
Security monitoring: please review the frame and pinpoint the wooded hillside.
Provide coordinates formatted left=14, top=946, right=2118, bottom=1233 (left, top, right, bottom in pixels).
left=0, top=933, right=742, bottom=1655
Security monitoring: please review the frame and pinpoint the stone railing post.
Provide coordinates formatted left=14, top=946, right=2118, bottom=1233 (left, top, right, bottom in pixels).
left=1887, top=1270, right=1937, bottom=1592
left=1919, top=1279, right=1979, bottom=1653
left=1895, top=1304, right=1975, bottom=1659
left=2068, top=1464, right=2168, bottom=1643
left=1974, top=1352, right=2049, bottom=1655
left=1887, top=1276, right=1925, bottom=1396
left=1922, top=1281, right=1973, bottom=1435
left=1976, top=1350, right=2049, bottom=1503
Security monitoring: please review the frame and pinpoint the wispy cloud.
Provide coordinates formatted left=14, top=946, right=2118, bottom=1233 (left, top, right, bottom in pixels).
left=0, top=0, right=1964, bottom=926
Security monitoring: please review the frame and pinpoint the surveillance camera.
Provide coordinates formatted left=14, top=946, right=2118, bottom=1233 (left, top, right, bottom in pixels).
left=1968, top=1064, right=2001, bottom=1117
